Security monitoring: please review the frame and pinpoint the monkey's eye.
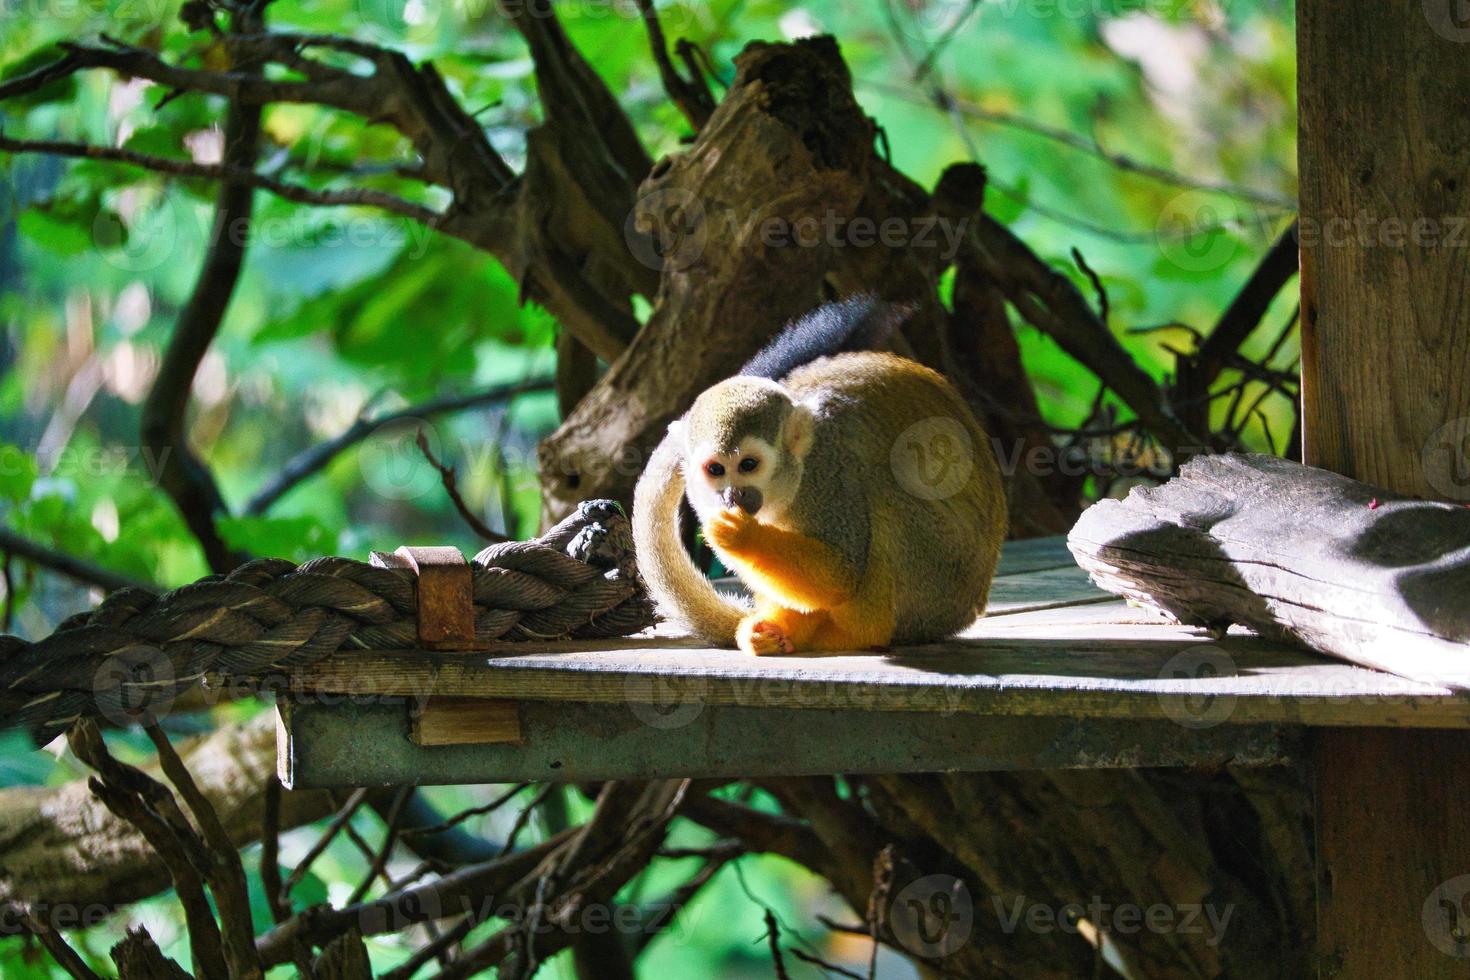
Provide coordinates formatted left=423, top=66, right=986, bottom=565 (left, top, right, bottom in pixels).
left=738, top=457, right=759, bottom=473
left=704, top=461, right=726, bottom=478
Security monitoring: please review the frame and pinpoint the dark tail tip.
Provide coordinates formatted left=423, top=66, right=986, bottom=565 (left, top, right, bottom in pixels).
left=738, top=294, right=913, bottom=381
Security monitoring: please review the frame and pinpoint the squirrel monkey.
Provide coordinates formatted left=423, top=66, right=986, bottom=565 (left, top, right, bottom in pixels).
left=632, top=296, right=1007, bottom=655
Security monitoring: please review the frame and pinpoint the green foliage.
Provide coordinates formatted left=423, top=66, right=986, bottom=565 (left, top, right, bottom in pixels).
left=0, top=0, right=1298, bottom=974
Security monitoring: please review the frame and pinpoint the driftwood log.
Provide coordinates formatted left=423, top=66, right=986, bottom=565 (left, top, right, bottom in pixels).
left=1068, top=453, right=1470, bottom=686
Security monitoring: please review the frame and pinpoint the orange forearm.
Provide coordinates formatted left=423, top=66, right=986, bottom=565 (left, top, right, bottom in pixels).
left=725, top=522, right=855, bottom=610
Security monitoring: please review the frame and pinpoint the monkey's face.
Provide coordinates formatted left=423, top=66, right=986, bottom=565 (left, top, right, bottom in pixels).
left=687, top=433, right=784, bottom=518
left=680, top=379, right=815, bottom=528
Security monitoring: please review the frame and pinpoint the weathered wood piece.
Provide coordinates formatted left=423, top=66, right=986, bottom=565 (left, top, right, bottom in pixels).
left=410, top=697, right=522, bottom=747
left=1068, top=453, right=1470, bottom=687
left=279, top=694, right=1289, bottom=788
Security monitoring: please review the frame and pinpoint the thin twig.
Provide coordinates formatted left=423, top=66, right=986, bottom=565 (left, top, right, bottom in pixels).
left=414, top=431, right=510, bottom=544
left=632, top=849, right=739, bottom=954
left=0, top=135, right=441, bottom=224
left=282, top=787, right=368, bottom=897
left=260, top=776, right=291, bottom=924
left=144, top=724, right=261, bottom=977
left=22, top=913, right=104, bottom=980
left=403, top=783, right=530, bottom=840
left=1070, top=247, right=1110, bottom=325
left=0, top=527, right=155, bottom=593
left=498, top=784, right=556, bottom=857
left=861, top=79, right=1295, bottom=210
left=378, top=917, right=476, bottom=980
left=789, top=947, right=866, bottom=980
left=245, top=377, right=552, bottom=515
left=68, top=721, right=230, bottom=978
left=348, top=786, right=412, bottom=905
left=634, top=0, right=714, bottom=128
left=763, top=909, right=793, bottom=980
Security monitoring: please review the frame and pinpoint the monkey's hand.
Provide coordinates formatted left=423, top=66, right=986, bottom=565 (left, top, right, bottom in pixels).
left=706, top=507, right=760, bottom=552
left=709, top=509, right=856, bottom=612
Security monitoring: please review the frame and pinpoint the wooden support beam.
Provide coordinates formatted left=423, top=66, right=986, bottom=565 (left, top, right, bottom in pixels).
left=278, top=695, right=1288, bottom=789
left=1299, top=0, right=1470, bottom=975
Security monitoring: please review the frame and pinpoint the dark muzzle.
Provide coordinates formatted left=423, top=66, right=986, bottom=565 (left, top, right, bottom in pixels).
left=722, top=486, right=764, bottom=514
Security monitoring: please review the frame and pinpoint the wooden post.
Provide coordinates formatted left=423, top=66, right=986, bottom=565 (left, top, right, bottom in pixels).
left=1299, top=0, right=1470, bottom=975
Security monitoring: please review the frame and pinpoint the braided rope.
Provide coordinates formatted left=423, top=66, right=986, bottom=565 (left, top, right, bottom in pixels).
left=0, top=501, right=654, bottom=741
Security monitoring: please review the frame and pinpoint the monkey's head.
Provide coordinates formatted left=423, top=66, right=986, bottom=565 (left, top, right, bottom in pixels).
left=676, top=376, right=815, bottom=526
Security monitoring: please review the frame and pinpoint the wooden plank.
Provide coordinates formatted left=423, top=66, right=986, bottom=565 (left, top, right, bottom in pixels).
left=278, top=696, right=1289, bottom=789
left=410, top=697, right=522, bottom=746
left=993, top=535, right=1077, bottom=577
left=1299, top=1, right=1470, bottom=975
left=1068, top=453, right=1470, bottom=687
left=288, top=603, right=1470, bottom=728
left=984, top=563, right=1114, bottom=616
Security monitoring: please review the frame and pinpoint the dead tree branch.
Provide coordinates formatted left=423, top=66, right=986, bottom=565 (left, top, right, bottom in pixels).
left=0, top=135, right=440, bottom=222
left=138, top=13, right=266, bottom=574
left=1175, top=219, right=1301, bottom=437
left=414, top=432, right=512, bottom=544
left=0, top=527, right=155, bottom=593
left=0, top=713, right=331, bottom=914
left=244, top=377, right=553, bottom=516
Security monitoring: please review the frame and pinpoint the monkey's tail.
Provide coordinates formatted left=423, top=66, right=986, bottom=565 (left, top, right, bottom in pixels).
left=738, top=293, right=912, bottom=381
left=632, top=434, right=745, bottom=644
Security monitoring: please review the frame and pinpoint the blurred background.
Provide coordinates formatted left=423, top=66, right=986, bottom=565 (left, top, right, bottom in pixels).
left=0, top=0, right=1297, bottom=974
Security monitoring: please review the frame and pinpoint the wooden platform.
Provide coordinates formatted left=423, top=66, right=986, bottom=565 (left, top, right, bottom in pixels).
left=277, top=537, right=1470, bottom=788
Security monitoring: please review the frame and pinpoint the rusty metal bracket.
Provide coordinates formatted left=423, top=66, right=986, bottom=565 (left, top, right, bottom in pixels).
left=370, top=546, right=490, bottom=651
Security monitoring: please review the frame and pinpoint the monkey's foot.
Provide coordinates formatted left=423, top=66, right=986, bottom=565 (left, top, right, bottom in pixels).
left=737, top=617, right=794, bottom=656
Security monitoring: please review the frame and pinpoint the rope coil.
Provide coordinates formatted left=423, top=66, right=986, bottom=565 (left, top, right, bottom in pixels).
left=0, top=501, right=654, bottom=740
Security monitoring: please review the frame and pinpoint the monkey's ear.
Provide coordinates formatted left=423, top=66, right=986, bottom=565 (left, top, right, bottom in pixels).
left=666, top=419, right=687, bottom=446
left=783, top=403, right=816, bottom=459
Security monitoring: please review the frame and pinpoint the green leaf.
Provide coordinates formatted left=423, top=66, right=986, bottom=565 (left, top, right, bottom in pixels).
left=17, top=208, right=94, bottom=256
left=0, top=444, right=37, bottom=502
left=217, top=514, right=338, bottom=561
left=988, top=175, right=1031, bottom=225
